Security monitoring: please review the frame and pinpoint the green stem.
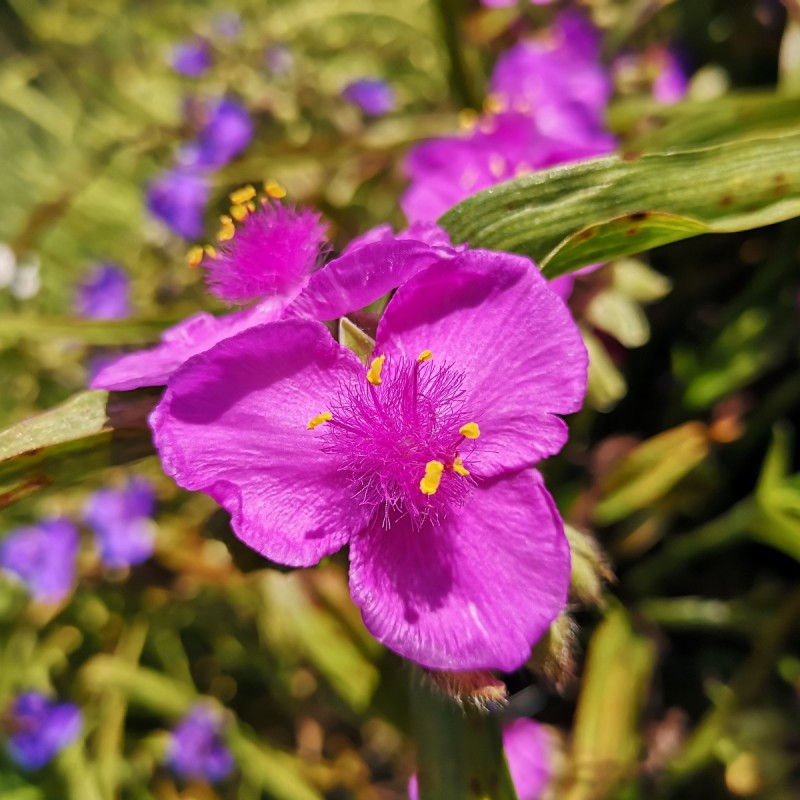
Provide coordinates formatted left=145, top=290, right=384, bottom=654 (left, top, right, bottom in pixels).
left=409, top=668, right=518, bottom=800
left=432, top=0, right=483, bottom=110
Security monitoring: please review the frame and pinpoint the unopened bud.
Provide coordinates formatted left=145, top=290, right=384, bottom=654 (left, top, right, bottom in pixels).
left=527, top=613, right=578, bottom=694
left=419, top=668, right=507, bottom=711
left=565, top=524, right=615, bottom=608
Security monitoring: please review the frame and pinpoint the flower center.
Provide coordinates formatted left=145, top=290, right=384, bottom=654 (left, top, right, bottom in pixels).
left=308, top=352, right=480, bottom=525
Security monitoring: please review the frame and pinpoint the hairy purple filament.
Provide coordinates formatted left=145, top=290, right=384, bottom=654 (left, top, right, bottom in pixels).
left=321, top=356, right=478, bottom=526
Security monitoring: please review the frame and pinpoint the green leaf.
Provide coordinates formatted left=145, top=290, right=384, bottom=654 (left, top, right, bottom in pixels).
left=593, top=423, right=710, bottom=525
left=0, top=389, right=155, bottom=508
left=562, top=608, right=657, bottom=800
left=439, top=133, right=800, bottom=277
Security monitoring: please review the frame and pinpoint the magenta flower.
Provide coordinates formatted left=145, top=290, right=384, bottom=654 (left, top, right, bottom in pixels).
left=402, top=12, right=614, bottom=223
left=91, top=203, right=458, bottom=392
left=0, top=519, right=78, bottom=604
left=409, top=718, right=551, bottom=799
left=202, top=202, right=328, bottom=305
left=151, top=249, right=586, bottom=670
left=167, top=705, right=233, bottom=783
left=84, top=477, right=156, bottom=568
left=4, top=693, right=82, bottom=770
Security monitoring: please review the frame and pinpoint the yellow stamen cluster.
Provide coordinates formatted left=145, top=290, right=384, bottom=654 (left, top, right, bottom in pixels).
left=264, top=179, right=287, bottom=199
left=187, top=245, right=204, bottom=268
left=229, top=185, right=257, bottom=205
left=417, top=349, right=433, bottom=362
left=420, top=460, right=444, bottom=496
left=307, top=411, right=332, bottom=430
left=366, top=355, right=386, bottom=386
left=459, top=422, right=481, bottom=439
left=217, top=215, right=235, bottom=242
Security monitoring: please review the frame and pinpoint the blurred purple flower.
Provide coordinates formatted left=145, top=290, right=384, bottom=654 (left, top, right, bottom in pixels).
left=4, top=693, right=82, bottom=770
left=151, top=248, right=585, bottom=671
left=213, top=12, right=241, bottom=40
left=342, top=78, right=396, bottom=116
left=168, top=705, right=233, bottom=782
left=264, top=43, right=293, bottom=76
left=147, top=169, right=209, bottom=240
left=179, top=98, right=253, bottom=170
left=171, top=38, right=212, bottom=78
left=402, top=11, right=614, bottom=223
left=84, top=477, right=156, bottom=568
left=409, top=718, right=551, bottom=799
left=652, top=48, right=689, bottom=104
left=75, top=263, right=131, bottom=320
left=0, top=519, right=78, bottom=603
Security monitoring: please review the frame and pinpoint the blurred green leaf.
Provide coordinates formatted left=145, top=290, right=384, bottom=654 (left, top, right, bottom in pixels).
left=593, top=423, right=710, bottom=525
left=582, top=326, right=627, bottom=412
left=440, top=133, right=800, bottom=277
left=410, top=670, right=518, bottom=800
left=753, top=424, right=800, bottom=561
left=0, top=389, right=155, bottom=508
left=562, top=608, right=657, bottom=800
left=610, top=92, right=800, bottom=150
left=585, top=289, right=651, bottom=349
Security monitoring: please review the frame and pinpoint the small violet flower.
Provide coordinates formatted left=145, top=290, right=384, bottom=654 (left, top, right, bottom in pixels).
left=342, top=78, right=396, bottom=116
left=84, top=477, right=156, bottom=568
left=264, top=43, right=293, bottom=76
left=0, top=519, right=79, bottom=603
left=4, top=693, right=82, bottom=770
left=171, top=38, right=212, bottom=78
left=92, top=199, right=459, bottom=392
left=409, top=718, right=551, bottom=799
left=167, top=705, right=234, bottom=783
left=75, top=263, right=131, bottom=320
left=179, top=98, right=253, bottom=170
left=147, top=169, right=210, bottom=240
left=151, top=246, right=586, bottom=670
left=402, top=11, right=614, bottom=224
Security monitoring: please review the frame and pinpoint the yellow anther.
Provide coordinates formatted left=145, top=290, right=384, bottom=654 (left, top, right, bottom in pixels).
left=417, top=349, right=433, bottom=362
left=204, top=245, right=217, bottom=258
left=452, top=457, right=470, bottom=477
left=217, top=215, right=235, bottom=242
left=420, top=460, right=444, bottom=496
left=229, top=185, right=256, bottom=205
left=307, top=411, right=332, bottom=430
left=187, top=245, right=204, bottom=268
left=246, top=200, right=256, bottom=212
left=458, top=108, right=478, bottom=130
left=230, top=204, right=249, bottom=222
left=264, top=179, right=287, bottom=199
left=366, top=355, right=386, bottom=386
left=459, top=422, right=481, bottom=439
left=484, top=94, right=505, bottom=114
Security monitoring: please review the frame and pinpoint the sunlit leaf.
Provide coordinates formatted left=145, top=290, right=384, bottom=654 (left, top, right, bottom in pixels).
left=440, top=133, right=800, bottom=277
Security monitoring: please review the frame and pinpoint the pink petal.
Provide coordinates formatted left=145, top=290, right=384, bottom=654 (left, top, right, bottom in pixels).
left=375, top=249, right=587, bottom=475
left=151, top=320, right=371, bottom=567
left=349, top=469, right=570, bottom=671
left=503, top=719, right=551, bottom=800
left=289, top=235, right=457, bottom=322
left=91, top=303, right=281, bottom=391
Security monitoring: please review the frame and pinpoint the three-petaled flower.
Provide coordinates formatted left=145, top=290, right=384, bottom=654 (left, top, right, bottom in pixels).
left=151, top=247, right=586, bottom=671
